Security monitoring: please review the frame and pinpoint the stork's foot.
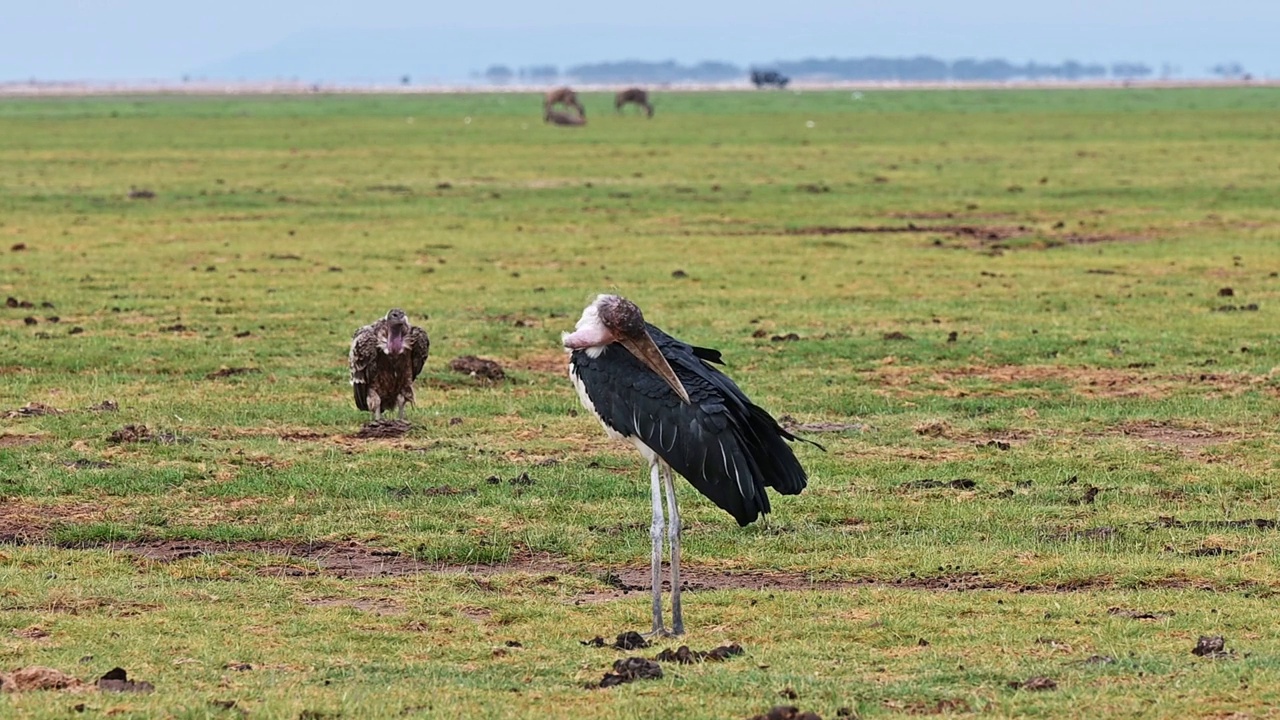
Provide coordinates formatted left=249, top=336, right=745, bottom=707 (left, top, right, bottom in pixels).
left=643, top=627, right=682, bottom=639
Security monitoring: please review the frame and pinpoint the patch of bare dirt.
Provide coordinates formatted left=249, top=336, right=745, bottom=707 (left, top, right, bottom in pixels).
left=787, top=224, right=1028, bottom=242
left=449, top=355, right=506, bottom=381
left=0, top=535, right=1265, bottom=594
left=1114, top=421, right=1234, bottom=450
left=873, top=364, right=1275, bottom=402
left=0, top=500, right=109, bottom=542
left=303, top=597, right=402, bottom=616
left=506, top=351, right=569, bottom=375
left=206, top=367, right=260, bottom=380
left=886, top=698, right=972, bottom=715
left=0, top=434, right=46, bottom=448
left=773, top=415, right=865, bottom=430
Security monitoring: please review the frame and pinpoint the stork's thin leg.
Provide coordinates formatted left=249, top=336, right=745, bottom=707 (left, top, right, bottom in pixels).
left=661, top=463, right=684, bottom=635
left=647, top=461, right=667, bottom=636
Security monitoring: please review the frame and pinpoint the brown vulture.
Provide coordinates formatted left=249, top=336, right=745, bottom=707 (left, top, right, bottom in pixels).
left=348, top=308, right=430, bottom=420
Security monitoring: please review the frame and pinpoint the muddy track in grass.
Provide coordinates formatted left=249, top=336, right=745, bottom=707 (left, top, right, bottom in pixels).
left=0, top=536, right=1267, bottom=596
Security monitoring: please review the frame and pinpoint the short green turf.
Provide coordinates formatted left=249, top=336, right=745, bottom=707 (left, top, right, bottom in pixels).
left=2, top=87, right=1279, bottom=718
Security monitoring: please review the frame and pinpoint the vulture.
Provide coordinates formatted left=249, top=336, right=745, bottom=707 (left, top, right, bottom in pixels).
left=349, top=308, right=430, bottom=420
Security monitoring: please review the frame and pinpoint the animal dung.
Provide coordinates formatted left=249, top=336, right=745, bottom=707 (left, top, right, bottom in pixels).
left=448, top=355, right=505, bottom=381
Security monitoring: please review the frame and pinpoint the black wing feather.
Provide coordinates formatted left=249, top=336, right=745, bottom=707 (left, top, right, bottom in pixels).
left=572, top=323, right=811, bottom=526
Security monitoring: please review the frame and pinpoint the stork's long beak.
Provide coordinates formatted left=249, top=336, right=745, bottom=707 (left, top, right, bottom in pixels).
left=619, top=333, right=691, bottom=404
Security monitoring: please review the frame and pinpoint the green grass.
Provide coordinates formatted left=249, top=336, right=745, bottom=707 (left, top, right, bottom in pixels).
left=2, top=87, right=1280, bottom=718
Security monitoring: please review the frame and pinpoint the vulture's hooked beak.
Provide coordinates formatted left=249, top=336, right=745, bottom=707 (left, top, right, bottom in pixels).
left=619, top=332, right=691, bottom=404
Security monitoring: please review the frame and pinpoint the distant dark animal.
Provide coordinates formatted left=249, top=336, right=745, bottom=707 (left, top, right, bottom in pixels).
left=544, top=86, right=585, bottom=118
left=750, top=70, right=790, bottom=89
left=544, top=108, right=587, bottom=126
left=564, top=294, right=818, bottom=635
left=615, top=88, right=653, bottom=117
left=349, top=308, right=430, bottom=420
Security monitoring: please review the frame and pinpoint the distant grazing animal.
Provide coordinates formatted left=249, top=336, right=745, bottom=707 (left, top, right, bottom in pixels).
left=544, top=86, right=585, bottom=118
left=544, top=108, right=587, bottom=126
left=614, top=88, right=653, bottom=117
left=750, top=70, right=790, bottom=89
left=349, top=309, right=430, bottom=420
left=564, top=294, right=817, bottom=635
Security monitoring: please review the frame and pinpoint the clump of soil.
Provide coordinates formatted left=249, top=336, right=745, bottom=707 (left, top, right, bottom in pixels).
left=107, top=424, right=151, bottom=443
left=654, top=642, right=744, bottom=664
left=354, top=419, right=411, bottom=439
left=0, top=666, right=87, bottom=693
left=97, top=667, right=154, bottom=693
left=88, top=400, right=118, bottom=412
left=595, top=657, right=662, bottom=688
left=449, top=355, right=505, bottom=381
left=1192, top=636, right=1234, bottom=659
left=882, top=331, right=912, bottom=341
left=582, top=631, right=650, bottom=650
left=6, top=297, right=35, bottom=308
left=771, top=333, right=800, bottom=342
left=5, top=402, right=63, bottom=418
left=1008, top=676, right=1057, bottom=691
left=913, top=419, right=951, bottom=437
left=128, top=188, right=156, bottom=199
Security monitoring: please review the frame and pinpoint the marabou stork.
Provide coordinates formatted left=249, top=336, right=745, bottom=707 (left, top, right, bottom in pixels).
left=349, top=308, right=431, bottom=420
left=564, top=294, right=816, bottom=635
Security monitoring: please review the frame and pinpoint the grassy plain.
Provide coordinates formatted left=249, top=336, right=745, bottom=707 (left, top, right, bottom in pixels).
left=2, top=87, right=1280, bottom=718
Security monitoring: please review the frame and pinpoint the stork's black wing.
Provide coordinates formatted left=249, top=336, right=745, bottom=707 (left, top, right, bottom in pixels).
left=571, top=323, right=811, bottom=526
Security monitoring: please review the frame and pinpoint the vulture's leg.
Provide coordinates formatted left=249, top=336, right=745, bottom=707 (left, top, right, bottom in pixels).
left=645, top=460, right=667, bottom=637
left=662, top=463, right=684, bottom=635
left=396, top=395, right=407, bottom=421
left=368, top=393, right=382, bottom=421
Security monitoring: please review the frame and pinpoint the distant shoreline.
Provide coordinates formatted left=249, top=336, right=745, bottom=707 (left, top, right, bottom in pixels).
left=0, top=78, right=1273, bottom=98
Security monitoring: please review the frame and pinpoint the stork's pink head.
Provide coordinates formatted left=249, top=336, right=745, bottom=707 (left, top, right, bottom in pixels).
left=563, top=295, right=690, bottom=403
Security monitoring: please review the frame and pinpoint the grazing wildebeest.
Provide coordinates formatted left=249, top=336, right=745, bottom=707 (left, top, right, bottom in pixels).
left=544, top=86, right=585, bottom=118
left=614, top=88, right=654, bottom=117
left=544, top=107, right=587, bottom=126
left=750, top=70, right=790, bottom=89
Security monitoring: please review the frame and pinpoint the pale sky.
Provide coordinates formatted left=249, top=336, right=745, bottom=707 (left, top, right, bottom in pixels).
left=3, top=0, right=1277, bottom=82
